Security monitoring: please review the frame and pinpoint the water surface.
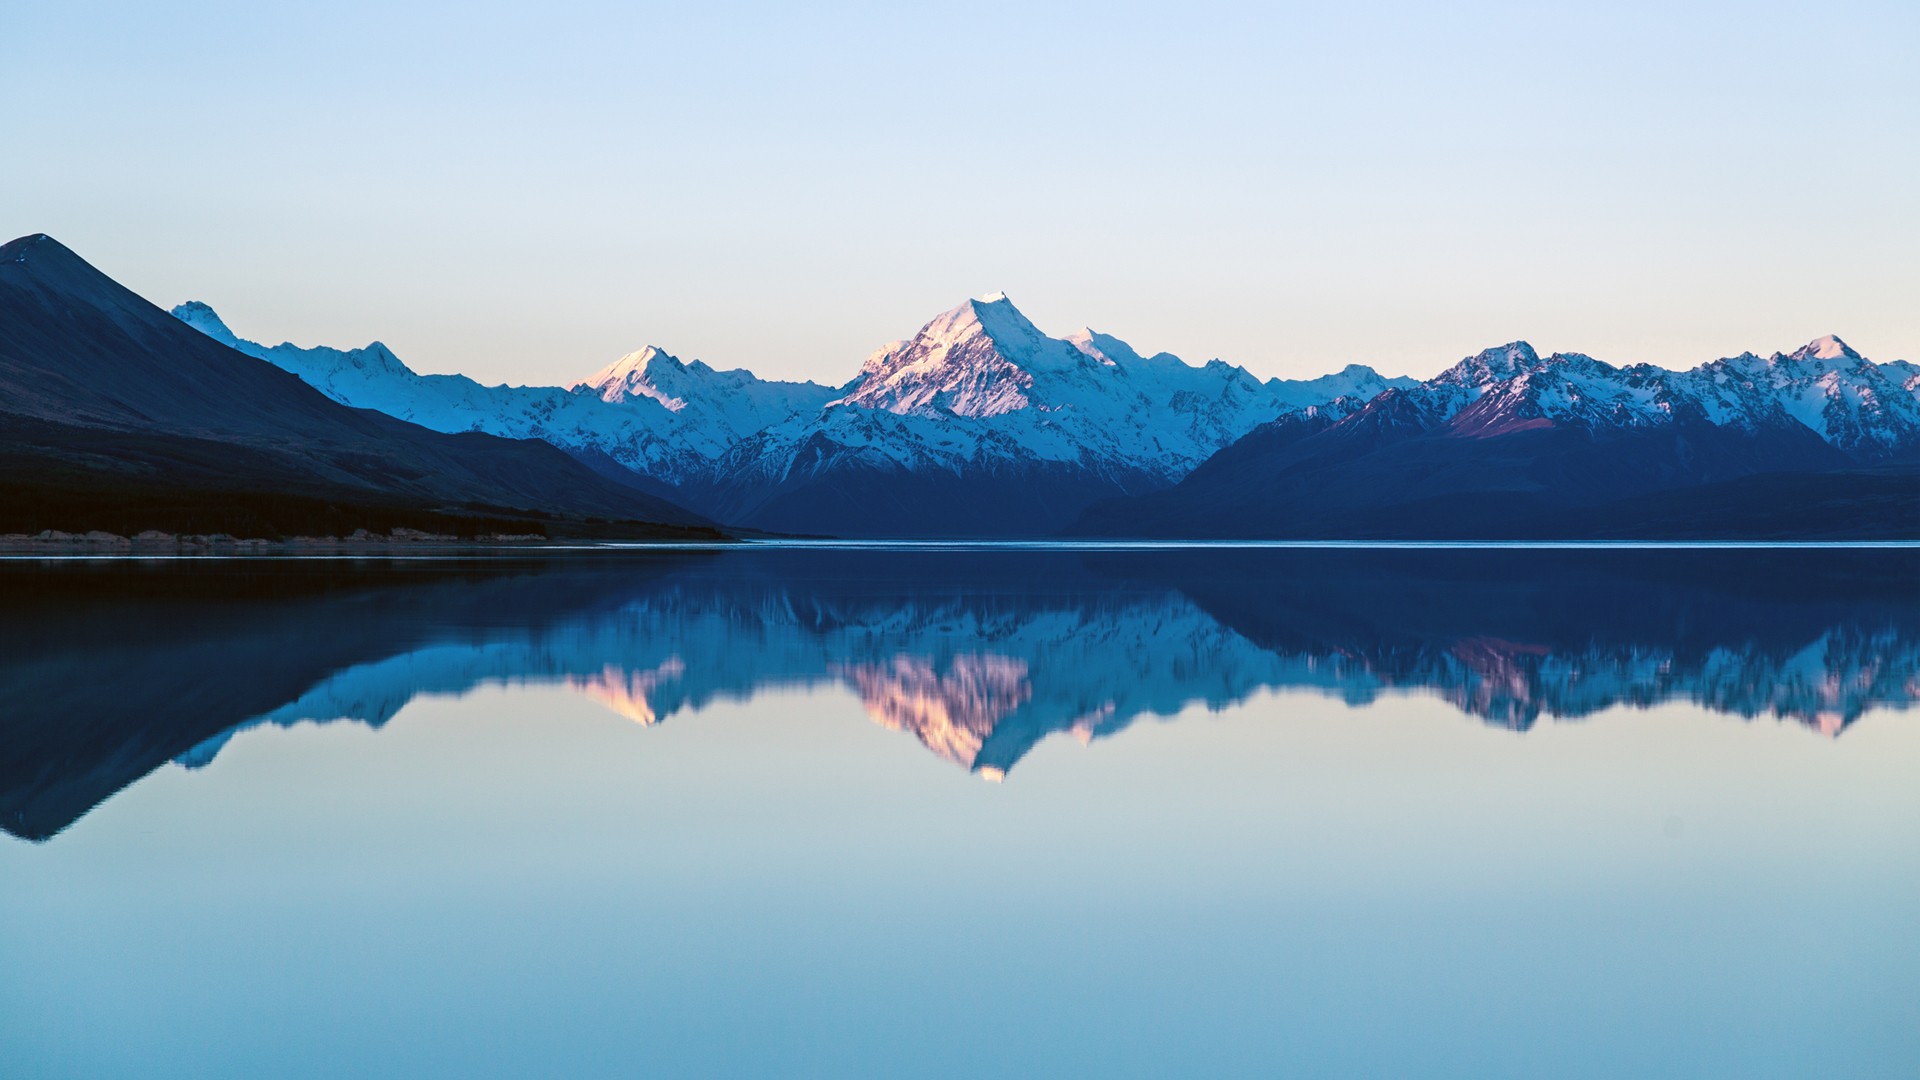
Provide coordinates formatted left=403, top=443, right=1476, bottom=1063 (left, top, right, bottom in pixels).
left=2, top=548, right=1916, bottom=1078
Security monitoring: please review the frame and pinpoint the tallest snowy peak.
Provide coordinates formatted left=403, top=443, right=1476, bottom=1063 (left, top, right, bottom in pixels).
left=880, top=292, right=1056, bottom=369
left=576, top=345, right=690, bottom=409
left=839, top=293, right=1088, bottom=417
left=1793, top=334, right=1861, bottom=362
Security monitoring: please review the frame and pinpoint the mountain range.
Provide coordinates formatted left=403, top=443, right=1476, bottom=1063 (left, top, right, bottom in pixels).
left=3, top=232, right=1914, bottom=539
left=0, top=235, right=716, bottom=539
left=173, top=277, right=1919, bottom=540
left=1074, top=337, right=1920, bottom=538
left=175, top=289, right=1413, bottom=535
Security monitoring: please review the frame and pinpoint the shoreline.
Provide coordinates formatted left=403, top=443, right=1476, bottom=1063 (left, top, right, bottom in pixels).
left=0, top=527, right=564, bottom=554
left=1, top=532, right=1915, bottom=557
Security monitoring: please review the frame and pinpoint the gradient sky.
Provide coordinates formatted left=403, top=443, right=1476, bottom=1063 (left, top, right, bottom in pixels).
left=6, top=1, right=1916, bottom=385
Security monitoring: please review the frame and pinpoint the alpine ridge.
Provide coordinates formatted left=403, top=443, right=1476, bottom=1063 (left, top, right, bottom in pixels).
left=174, top=290, right=1417, bottom=536
left=173, top=282, right=1920, bottom=539
left=0, top=234, right=713, bottom=539
left=1070, top=338, right=1920, bottom=539
left=174, top=299, right=837, bottom=489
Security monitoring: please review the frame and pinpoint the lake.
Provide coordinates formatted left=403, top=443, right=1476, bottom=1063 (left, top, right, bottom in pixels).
left=2, top=546, right=1916, bottom=1078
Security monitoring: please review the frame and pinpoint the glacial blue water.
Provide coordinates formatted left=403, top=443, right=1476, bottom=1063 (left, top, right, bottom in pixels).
left=1, top=547, right=1915, bottom=1078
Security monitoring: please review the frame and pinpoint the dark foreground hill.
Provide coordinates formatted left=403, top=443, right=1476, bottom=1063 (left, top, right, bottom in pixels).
left=0, top=234, right=718, bottom=540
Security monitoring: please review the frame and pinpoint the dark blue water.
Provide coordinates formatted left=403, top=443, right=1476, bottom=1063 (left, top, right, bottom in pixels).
left=2, top=547, right=1916, bottom=1078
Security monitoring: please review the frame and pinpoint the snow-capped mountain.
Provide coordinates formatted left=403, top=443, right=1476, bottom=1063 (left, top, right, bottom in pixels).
left=673, top=294, right=1416, bottom=533
left=817, top=292, right=1409, bottom=474
left=1340, top=335, right=1920, bottom=450
left=575, top=344, right=840, bottom=438
left=172, top=293, right=1414, bottom=535
left=171, top=292, right=1915, bottom=538
left=171, top=301, right=837, bottom=485
left=1076, top=334, right=1920, bottom=538
left=0, top=238, right=703, bottom=534
left=1676, top=335, right=1920, bottom=455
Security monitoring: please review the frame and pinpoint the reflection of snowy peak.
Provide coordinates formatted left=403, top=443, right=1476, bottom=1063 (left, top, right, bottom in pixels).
left=177, top=574, right=1918, bottom=780
left=836, top=654, right=1034, bottom=771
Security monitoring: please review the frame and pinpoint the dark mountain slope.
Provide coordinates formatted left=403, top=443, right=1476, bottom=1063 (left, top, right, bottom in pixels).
left=1070, top=380, right=1904, bottom=540
left=0, top=234, right=713, bottom=535
left=684, top=440, right=1169, bottom=538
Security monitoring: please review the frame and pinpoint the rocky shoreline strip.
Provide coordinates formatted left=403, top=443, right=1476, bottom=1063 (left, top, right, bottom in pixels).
left=0, top=528, right=553, bottom=553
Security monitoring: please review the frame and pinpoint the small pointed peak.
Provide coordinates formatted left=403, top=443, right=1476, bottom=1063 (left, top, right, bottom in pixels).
left=1441, top=340, right=1540, bottom=383
left=1065, top=328, right=1145, bottom=367
left=1065, top=328, right=1107, bottom=363
left=352, top=340, right=415, bottom=374
left=0, top=232, right=68, bottom=263
left=0, top=233, right=119, bottom=294
left=169, top=300, right=238, bottom=343
left=1799, top=334, right=1860, bottom=361
left=914, top=292, right=1046, bottom=356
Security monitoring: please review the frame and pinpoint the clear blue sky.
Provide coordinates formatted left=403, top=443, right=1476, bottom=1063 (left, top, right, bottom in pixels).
left=6, top=1, right=1915, bottom=385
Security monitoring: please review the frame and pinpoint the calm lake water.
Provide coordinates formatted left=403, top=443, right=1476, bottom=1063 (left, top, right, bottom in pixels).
left=2, top=546, right=1916, bottom=1079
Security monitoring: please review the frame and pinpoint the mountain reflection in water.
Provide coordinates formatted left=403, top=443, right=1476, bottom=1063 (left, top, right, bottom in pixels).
left=2, top=546, right=1914, bottom=841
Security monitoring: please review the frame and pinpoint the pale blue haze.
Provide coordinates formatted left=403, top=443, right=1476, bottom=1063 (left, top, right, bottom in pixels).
left=5, top=686, right=1916, bottom=1078
left=4, top=1, right=1916, bottom=384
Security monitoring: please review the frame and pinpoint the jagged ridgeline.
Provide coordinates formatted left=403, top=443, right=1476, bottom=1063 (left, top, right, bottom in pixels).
left=171, top=289, right=1408, bottom=536
left=4, top=232, right=1914, bottom=539
left=0, top=234, right=719, bottom=541
left=173, top=281, right=1919, bottom=539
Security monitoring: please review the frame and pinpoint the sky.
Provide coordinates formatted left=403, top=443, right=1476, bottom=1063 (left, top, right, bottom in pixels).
left=5, top=0, right=1916, bottom=386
